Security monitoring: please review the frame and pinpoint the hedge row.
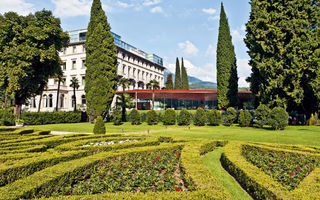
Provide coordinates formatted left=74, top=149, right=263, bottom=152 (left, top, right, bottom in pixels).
left=0, top=110, right=15, bottom=126
left=21, top=111, right=81, bottom=125
left=0, top=144, right=48, bottom=155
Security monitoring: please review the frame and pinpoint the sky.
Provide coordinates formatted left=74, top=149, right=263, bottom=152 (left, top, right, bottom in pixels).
left=0, top=0, right=252, bottom=87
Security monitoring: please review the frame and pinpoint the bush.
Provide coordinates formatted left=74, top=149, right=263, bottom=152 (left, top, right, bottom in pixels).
left=193, top=107, right=206, bottom=126
left=0, top=109, right=15, bottom=126
left=93, top=116, right=106, bottom=134
left=224, top=107, right=237, bottom=126
left=162, top=109, right=176, bottom=125
left=268, top=107, right=289, bottom=130
left=129, top=109, right=140, bottom=125
left=178, top=108, right=191, bottom=126
left=147, top=110, right=158, bottom=125
left=20, top=112, right=81, bottom=125
left=255, top=104, right=270, bottom=128
left=308, top=113, right=318, bottom=126
left=112, top=109, right=122, bottom=126
left=207, top=109, right=222, bottom=126
left=238, top=110, right=253, bottom=127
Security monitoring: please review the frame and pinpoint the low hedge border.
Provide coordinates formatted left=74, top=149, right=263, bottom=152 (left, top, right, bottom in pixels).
left=13, top=128, right=34, bottom=135
left=0, top=127, right=17, bottom=132
left=199, top=140, right=228, bottom=155
left=0, top=135, right=52, bottom=146
left=0, top=144, right=48, bottom=155
left=249, top=142, right=320, bottom=154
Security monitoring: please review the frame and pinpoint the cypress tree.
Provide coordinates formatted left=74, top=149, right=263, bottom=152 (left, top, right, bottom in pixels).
left=85, top=0, right=118, bottom=120
left=165, top=73, right=174, bottom=90
left=174, top=57, right=182, bottom=90
left=216, top=3, right=239, bottom=110
left=181, top=57, right=189, bottom=90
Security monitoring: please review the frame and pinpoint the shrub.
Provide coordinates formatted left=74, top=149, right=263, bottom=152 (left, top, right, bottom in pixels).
left=178, top=108, right=191, bottom=126
left=193, top=107, right=206, bottom=126
left=268, top=107, right=289, bottom=130
left=20, top=112, right=81, bottom=125
left=93, top=116, right=106, bottom=134
left=129, top=109, right=140, bottom=125
left=207, top=109, right=222, bottom=126
left=309, top=113, right=318, bottom=126
left=224, top=107, right=237, bottom=126
left=238, top=110, right=252, bottom=127
left=112, top=109, right=122, bottom=126
left=146, top=110, right=158, bottom=125
left=162, top=109, right=176, bottom=125
left=255, top=104, right=270, bottom=128
left=0, top=109, right=15, bottom=126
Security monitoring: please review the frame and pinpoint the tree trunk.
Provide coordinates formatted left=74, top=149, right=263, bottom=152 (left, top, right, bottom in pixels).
left=55, top=80, right=61, bottom=112
left=38, top=92, right=42, bottom=113
left=4, top=95, right=7, bottom=109
left=14, top=104, right=21, bottom=116
left=152, top=88, right=155, bottom=110
left=73, top=87, right=76, bottom=112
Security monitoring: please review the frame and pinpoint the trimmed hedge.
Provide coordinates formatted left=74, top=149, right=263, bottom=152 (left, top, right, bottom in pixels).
left=162, top=109, right=176, bottom=125
left=0, top=110, right=15, bottom=126
left=238, top=110, right=252, bottom=127
left=207, top=109, right=222, bottom=126
left=146, top=110, right=158, bottom=125
left=21, top=111, right=81, bottom=125
left=93, top=116, right=105, bottom=134
left=269, top=107, right=289, bottom=130
left=193, top=108, right=206, bottom=126
left=254, top=104, right=270, bottom=128
left=224, top=107, right=237, bottom=126
left=177, top=108, right=191, bottom=126
left=112, top=109, right=122, bottom=125
left=129, top=109, right=141, bottom=125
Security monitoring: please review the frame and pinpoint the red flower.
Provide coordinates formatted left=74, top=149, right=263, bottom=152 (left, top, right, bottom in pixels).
left=153, top=182, right=156, bottom=185
left=310, top=168, right=313, bottom=171
left=153, top=159, right=155, bottom=162
left=160, top=182, right=163, bottom=185
left=67, top=190, right=71, bottom=195
left=165, top=174, right=167, bottom=177
left=289, top=173, right=292, bottom=176
left=126, top=178, right=129, bottom=181
left=156, top=156, right=160, bottom=160
left=259, top=156, right=261, bottom=158
left=121, top=166, right=123, bottom=168
left=160, top=169, right=163, bottom=172
left=124, top=164, right=127, bottom=166
left=296, top=168, right=299, bottom=171
left=270, top=161, right=273, bottom=164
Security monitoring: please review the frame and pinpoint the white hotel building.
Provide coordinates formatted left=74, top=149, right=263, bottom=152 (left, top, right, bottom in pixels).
left=23, top=29, right=165, bottom=112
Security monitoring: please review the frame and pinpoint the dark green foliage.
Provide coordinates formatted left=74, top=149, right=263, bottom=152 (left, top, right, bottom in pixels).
left=216, top=3, right=239, bottom=109
left=193, top=107, right=206, bottom=126
left=207, top=109, right=222, bottom=126
left=85, top=0, right=118, bottom=120
left=129, top=109, right=140, bottom=125
left=255, top=104, right=270, bottom=128
left=146, top=110, right=158, bottom=125
left=70, top=77, right=80, bottom=112
left=224, top=107, right=237, bottom=126
left=112, top=109, right=122, bottom=126
left=93, top=116, right=105, bottom=134
left=165, top=74, right=174, bottom=90
left=181, top=58, right=189, bottom=90
left=163, top=108, right=176, bottom=125
left=269, top=107, right=289, bottom=130
left=245, top=0, right=320, bottom=115
left=158, top=136, right=173, bottom=143
left=174, top=58, right=182, bottom=90
left=0, top=110, right=14, bottom=126
left=20, top=112, right=81, bottom=125
left=238, top=110, right=253, bottom=127
left=117, top=78, right=130, bottom=122
left=178, top=108, right=191, bottom=126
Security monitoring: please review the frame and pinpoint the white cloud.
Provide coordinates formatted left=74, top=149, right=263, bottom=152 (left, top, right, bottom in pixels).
left=231, top=29, right=244, bottom=42
left=205, top=44, right=216, bottom=57
left=52, top=0, right=91, bottom=17
left=178, top=41, right=199, bottom=57
left=202, top=8, right=216, bottom=15
left=150, top=6, right=163, bottom=14
left=241, top=25, right=246, bottom=32
left=237, top=58, right=251, bottom=87
left=117, top=1, right=133, bottom=8
left=0, top=0, right=33, bottom=15
left=143, top=0, right=162, bottom=7
left=208, top=15, right=219, bottom=21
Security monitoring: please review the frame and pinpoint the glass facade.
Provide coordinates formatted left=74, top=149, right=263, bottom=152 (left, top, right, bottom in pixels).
left=67, top=29, right=163, bottom=66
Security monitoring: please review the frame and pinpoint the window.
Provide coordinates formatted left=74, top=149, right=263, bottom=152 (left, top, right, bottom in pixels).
left=81, top=95, right=86, bottom=105
left=49, top=94, right=53, bottom=107
left=60, top=94, right=64, bottom=108
left=128, top=67, right=130, bottom=77
left=63, top=48, right=66, bottom=54
left=43, top=95, right=47, bottom=108
left=133, top=68, right=136, bottom=77
left=82, top=60, right=85, bottom=68
left=62, top=62, right=66, bottom=70
left=31, top=97, right=36, bottom=108
left=82, top=76, right=85, bottom=85
left=73, top=46, right=77, bottom=53
left=71, top=95, right=75, bottom=107
left=72, top=60, right=76, bottom=69
left=63, top=78, right=66, bottom=86
left=122, top=65, right=126, bottom=75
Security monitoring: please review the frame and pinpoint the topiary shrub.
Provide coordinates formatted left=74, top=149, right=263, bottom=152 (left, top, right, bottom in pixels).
left=112, top=108, right=122, bottom=125
left=238, top=110, right=253, bottom=127
left=162, top=109, right=176, bottom=125
left=224, top=107, right=237, bottom=126
left=255, top=104, right=271, bottom=128
left=178, top=108, right=191, bottom=126
left=193, top=107, right=206, bottom=126
left=93, top=116, right=106, bottom=134
left=269, top=107, right=289, bottom=130
left=207, top=109, right=222, bottom=126
left=129, top=109, right=140, bottom=125
left=0, top=109, right=15, bottom=126
left=147, top=110, right=158, bottom=125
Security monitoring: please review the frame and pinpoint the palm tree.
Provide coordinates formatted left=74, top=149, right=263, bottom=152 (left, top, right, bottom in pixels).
left=54, top=68, right=64, bottom=112
left=147, top=79, right=159, bottom=110
left=118, top=78, right=130, bottom=122
left=70, top=77, right=80, bottom=112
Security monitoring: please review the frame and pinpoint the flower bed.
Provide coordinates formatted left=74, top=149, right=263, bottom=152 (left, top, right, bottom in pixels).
left=60, top=149, right=184, bottom=195
left=242, top=145, right=320, bottom=190
left=82, top=139, right=138, bottom=147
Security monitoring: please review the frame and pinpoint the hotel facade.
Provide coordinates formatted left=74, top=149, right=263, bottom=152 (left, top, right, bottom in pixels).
left=23, top=29, right=165, bottom=112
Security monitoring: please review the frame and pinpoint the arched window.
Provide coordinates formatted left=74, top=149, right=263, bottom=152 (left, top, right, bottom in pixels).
left=49, top=94, right=53, bottom=107
left=60, top=94, right=64, bottom=108
left=43, top=95, right=47, bottom=107
left=81, top=95, right=86, bottom=105
left=72, top=95, right=75, bottom=107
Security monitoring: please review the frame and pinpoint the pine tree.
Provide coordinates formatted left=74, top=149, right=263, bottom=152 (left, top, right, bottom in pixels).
left=165, top=74, right=174, bottom=90
left=174, top=58, right=182, bottom=90
left=85, top=0, right=118, bottom=120
left=181, top=58, right=189, bottom=90
left=245, top=0, right=320, bottom=117
left=216, top=3, right=239, bottom=110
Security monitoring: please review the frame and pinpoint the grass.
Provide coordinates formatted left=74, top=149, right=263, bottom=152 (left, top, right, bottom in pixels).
left=203, top=148, right=252, bottom=200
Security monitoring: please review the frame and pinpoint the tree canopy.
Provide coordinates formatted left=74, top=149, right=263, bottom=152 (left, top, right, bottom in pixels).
left=181, top=57, right=189, bottom=90
left=174, top=57, right=182, bottom=90
left=165, top=73, right=173, bottom=90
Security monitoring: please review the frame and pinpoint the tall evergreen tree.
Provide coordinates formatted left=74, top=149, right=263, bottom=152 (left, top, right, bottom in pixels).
left=181, top=57, right=189, bottom=90
left=245, top=0, right=320, bottom=116
left=216, top=3, right=239, bottom=110
left=85, top=0, right=118, bottom=120
left=174, top=57, right=182, bottom=90
left=165, top=73, right=174, bottom=90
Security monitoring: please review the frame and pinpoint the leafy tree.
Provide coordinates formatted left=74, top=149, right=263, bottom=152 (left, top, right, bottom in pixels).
left=129, top=108, right=140, bottom=125
left=118, top=78, right=130, bottom=122
left=147, top=110, right=158, bottom=125
left=245, top=0, right=320, bottom=116
left=238, top=110, right=253, bottom=127
left=112, top=108, right=122, bottom=125
left=178, top=108, right=191, bottom=126
left=70, top=77, right=80, bottom=112
left=255, top=104, right=270, bottom=128
left=93, top=116, right=106, bottom=134
left=207, top=109, right=222, bottom=126
left=85, top=0, right=118, bottom=120
left=163, top=108, right=176, bottom=125
left=181, top=58, right=189, bottom=90
left=0, top=11, right=69, bottom=115
left=224, top=107, right=237, bottom=126
left=216, top=3, right=239, bottom=109
left=147, top=79, right=159, bottom=110
left=193, top=107, right=206, bottom=126
left=269, top=107, right=289, bottom=130
left=174, top=58, right=182, bottom=90
left=165, top=73, right=174, bottom=90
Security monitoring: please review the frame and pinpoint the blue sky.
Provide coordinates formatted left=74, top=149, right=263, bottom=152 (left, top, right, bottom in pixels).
left=0, top=0, right=251, bottom=87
